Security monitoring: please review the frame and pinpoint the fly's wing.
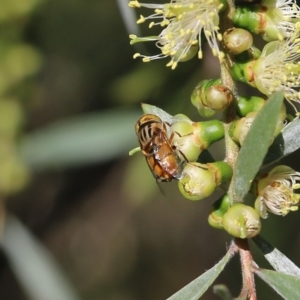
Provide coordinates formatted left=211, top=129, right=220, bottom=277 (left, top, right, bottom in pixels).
left=142, top=155, right=167, bottom=195
left=158, top=135, right=185, bottom=180
left=145, top=154, right=162, bottom=181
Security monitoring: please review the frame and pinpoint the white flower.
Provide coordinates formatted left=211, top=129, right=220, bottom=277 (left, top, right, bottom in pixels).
left=255, top=165, right=300, bottom=218
left=252, top=22, right=300, bottom=108
left=129, top=0, right=225, bottom=69
left=262, top=0, right=300, bottom=41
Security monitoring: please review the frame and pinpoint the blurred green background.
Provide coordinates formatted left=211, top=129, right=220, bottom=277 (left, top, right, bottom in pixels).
left=0, top=0, right=299, bottom=299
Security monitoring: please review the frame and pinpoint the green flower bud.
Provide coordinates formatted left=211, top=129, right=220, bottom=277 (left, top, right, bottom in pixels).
left=204, top=85, right=233, bottom=111
left=193, top=120, right=225, bottom=149
left=178, top=161, right=232, bottom=201
left=222, top=204, right=261, bottom=238
left=178, top=163, right=217, bottom=201
left=234, top=46, right=262, bottom=63
left=223, top=28, right=253, bottom=55
left=171, top=120, right=201, bottom=162
left=230, top=60, right=256, bottom=87
left=208, top=194, right=231, bottom=229
left=206, top=161, right=233, bottom=185
left=233, top=3, right=300, bottom=42
left=191, top=79, right=233, bottom=117
left=233, top=6, right=262, bottom=35
left=173, top=114, right=192, bottom=122
left=237, top=96, right=266, bottom=117
left=248, top=46, right=262, bottom=60
left=171, top=119, right=225, bottom=162
left=230, top=112, right=257, bottom=146
left=194, top=105, right=216, bottom=118
left=231, top=105, right=285, bottom=146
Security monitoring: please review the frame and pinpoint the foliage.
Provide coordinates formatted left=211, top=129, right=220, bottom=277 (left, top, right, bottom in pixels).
left=1, top=0, right=300, bottom=299
left=127, top=0, right=300, bottom=299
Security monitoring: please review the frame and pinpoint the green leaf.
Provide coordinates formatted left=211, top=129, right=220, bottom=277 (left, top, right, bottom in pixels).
left=212, top=284, right=234, bottom=300
left=141, top=103, right=187, bottom=125
left=141, top=103, right=174, bottom=123
left=167, top=248, right=235, bottom=300
left=1, top=215, right=81, bottom=300
left=231, top=91, right=284, bottom=201
left=253, top=236, right=300, bottom=278
left=264, top=117, right=300, bottom=165
left=255, top=268, right=300, bottom=300
left=19, top=110, right=141, bottom=171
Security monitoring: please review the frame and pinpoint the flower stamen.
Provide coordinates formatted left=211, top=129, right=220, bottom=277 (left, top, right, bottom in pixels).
left=128, top=0, right=226, bottom=68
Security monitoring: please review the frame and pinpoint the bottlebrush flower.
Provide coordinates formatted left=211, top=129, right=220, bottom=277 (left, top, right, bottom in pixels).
left=254, top=165, right=300, bottom=218
left=252, top=22, right=300, bottom=108
left=129, top=0, right=226, bottom=69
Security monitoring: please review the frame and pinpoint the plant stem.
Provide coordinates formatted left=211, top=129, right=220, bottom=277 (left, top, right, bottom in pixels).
left=220, top=54, right=239, bottom=202
left=226, top=0, right=236, bottom=19
left=235, top=238, right=257, bottom=300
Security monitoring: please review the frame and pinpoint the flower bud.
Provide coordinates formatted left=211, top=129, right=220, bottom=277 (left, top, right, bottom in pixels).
left=232, top=4, right=297, bottom=42
left=191, top=79, right=233, bottom=117
left=193, top=120, right=225, bottom=149
left=171, top=119, right=225, bottom=162
left=178, top=162, right=232, bottom=201
left=233, top=6, right=262, bottom=36
left=230, top=60, right=256, bottom=87
left=171, top=120, right=201, bottom=162
left=222, top=204, right=261, bottom=238
left=223, top=28, right=253, bottom=55
left=208, top=194, right=231, bottom=229
left=236, top=96, right=266, bottom=117
left=230, top=107, right=285, bottom=145
left=230, top=112, right=257, bottom=145
left=204, top=85, right=233, bottom=111
left=206, top=161, right=233, bottom=185
left=254, top=165, right=300, bottom=218
left=234, top=46, right=261, bottom=63
left=178, top=163, right=216, bottom=201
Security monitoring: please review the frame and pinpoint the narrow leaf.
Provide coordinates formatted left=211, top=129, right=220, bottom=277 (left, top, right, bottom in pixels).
left=232, top=91, right=284, bottom=201
left=253, top=236, right=300, bottom=278
left=1, top=215, right=81, bottom=300
left=19, top=110, right=141, bottom=171
left=213, top=284, right=234, bottom=300
left=167, top=244, right=236, bottom=300
left=116, top=0, right=141, bottom=36
left=141, top=103, right=185, bottom=124
left=141, top=103, right=174, bottom=123
left=255, top=268, right=300, bottom=300
left=264, top=117, right=300, bottom=165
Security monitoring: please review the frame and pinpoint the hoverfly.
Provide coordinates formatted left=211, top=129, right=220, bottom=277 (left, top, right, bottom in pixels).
left=135, top=114, right=186, bottom=182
